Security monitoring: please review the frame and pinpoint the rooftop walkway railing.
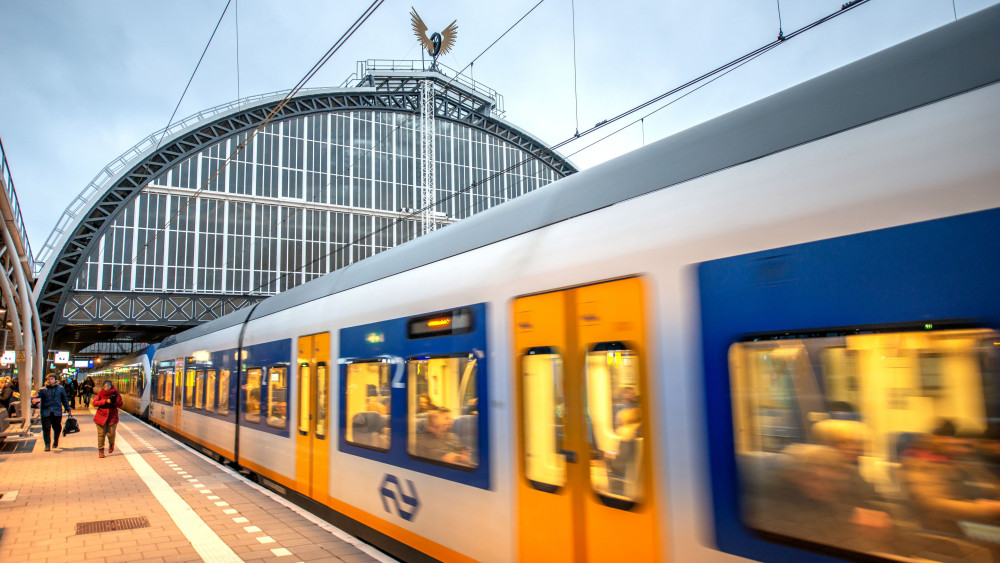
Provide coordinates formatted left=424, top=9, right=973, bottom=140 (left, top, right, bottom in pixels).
left=0, top=135, right=34, bottom=276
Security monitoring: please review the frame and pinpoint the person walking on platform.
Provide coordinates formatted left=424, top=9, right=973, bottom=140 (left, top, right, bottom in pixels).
left=93, top=380, right=123, bottom=458
left=37, top=373, right=71, bottom=452
left=80, top=376, right=95, bottom=408
left=62, top=377, right=78, bottom=409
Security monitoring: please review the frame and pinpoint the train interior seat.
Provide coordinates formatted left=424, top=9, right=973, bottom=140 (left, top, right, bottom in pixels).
left=352, top=411, right=386, bottom=447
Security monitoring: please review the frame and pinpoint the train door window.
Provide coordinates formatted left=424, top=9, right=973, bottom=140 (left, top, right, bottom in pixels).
left=194, top=370, right=205, bottom=409
left=266, top=366, right=287, bottom=428
left=522, top=347, right=566, bottom=491
left=184, top=366, right=195, bottom=407
left=345, top=361, right=391, bottom=451
left=407, top=354, right=478, bottom=468
left=205, top=370, right=217, bottom=413
left=729, top=327, right=1000, bottom=561
left=166, top=370, right=175, bottom=404
left=316, top=362, right=328, bottom=439
left=244, top=368, right=262, bottom=423
left=299, top=363, right=311, bottom=435
left=217, top=369, right=230, bottom=415
left=585, top=342, right=644, bottom=506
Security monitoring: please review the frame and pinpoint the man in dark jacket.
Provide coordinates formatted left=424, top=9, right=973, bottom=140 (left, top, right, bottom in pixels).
left=38, top=373, right=71, bottom=451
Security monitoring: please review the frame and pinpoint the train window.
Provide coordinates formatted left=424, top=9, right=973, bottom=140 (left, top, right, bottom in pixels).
left=522, top=347, right=566, bottom=492
left=299, top=363, right=311, bottom=435
left=194, top=370, right=205, bottom=409
left=244, top=368, right=262, bottom=423
left=266, top=366, right=287, bottom=429
left=407, top=354, right=478, bottom=469
left=585, top=342, right=643, bottom=508
left=316, top=362, right=328, bottom=439
left=167, top=369, right=176, bottom=404
left=730, top=327, right=1000, bottom=561
left=345, top=361, right=391, bottom=451
left=184, top=367, right=195, bottom=407
left=217, top=369, right=230, bottom=415
left=205, top=370, right=216, bottom=413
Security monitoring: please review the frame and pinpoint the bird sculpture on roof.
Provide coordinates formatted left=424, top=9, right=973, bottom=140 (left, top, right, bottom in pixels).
left=410, top=7, right=458, bottom=69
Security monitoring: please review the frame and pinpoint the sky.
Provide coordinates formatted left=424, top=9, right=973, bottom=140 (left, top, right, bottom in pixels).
left=1, top=0, right=997, bottom=266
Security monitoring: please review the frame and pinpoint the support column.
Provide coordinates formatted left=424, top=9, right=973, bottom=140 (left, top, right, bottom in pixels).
left=420, top=79, right=437, bottom=235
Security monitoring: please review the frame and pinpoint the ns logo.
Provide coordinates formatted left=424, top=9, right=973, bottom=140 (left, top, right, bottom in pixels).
left=379, top=474, right=420, bottom=521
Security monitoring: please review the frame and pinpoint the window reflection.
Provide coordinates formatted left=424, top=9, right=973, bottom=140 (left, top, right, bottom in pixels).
left=244, top=368, right=262, bottom=423
left=206, top=370, right=216, bottom=412
left=299, top=364, right=311, bottom=434
left=217, top=369, right=230, bottom=415
left=316, top=363, right=328, bottom=439
left=345, top=361, right=391, bottom=450
left=409, top=355, right=478, bottom=468
left=586, top=342, right=644, bottom=505
left=732, top=328, right=1000, bottom=562
left=267, top=367, right=287, bottom=428
left=522, top=348, right=566, bottom=490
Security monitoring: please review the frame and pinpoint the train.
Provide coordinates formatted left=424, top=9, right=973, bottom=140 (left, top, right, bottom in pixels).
left=92, top=7, right=1000, bottom=562
left=84, top=345, right=154, bottom=419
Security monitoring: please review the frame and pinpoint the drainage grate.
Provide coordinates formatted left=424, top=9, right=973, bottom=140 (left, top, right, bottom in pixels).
left=75, top=516, right=150, bottom=535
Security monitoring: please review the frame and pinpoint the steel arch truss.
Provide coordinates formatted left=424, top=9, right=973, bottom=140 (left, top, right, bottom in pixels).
left=62, top=292, right=264, bottom=324
left=38, top=85, right=577, bottom=348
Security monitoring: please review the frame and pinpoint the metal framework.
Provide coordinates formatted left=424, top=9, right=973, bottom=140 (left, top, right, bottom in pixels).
left=0, top=135, right=41, bottom=436
left=420, top=79, right=437, bottom=234
left=36, top=64, right=577, bottom=355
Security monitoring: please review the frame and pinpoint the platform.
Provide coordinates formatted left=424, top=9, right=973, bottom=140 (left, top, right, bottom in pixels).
left=0, top=408, right=396, bottom=563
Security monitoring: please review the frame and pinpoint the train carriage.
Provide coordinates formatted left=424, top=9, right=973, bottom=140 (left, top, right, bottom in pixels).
left=150, top=8, right=1000, bottom=562
left=85, top=345, right=154, bottom=420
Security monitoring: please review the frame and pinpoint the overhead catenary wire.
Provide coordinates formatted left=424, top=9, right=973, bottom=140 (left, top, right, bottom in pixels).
left=571, top=0, right=581, bottom=135
left=153, top=0, right=233, bottom=152
left=270, top=0, right=875, bottom=287
left=110, top=0, right=386, bottom=292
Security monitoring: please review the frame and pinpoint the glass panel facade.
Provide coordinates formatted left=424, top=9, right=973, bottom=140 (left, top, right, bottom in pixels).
left=75, top=110, right=567, bottom=297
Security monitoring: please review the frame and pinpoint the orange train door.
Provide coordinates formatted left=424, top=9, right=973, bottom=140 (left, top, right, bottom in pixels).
left=515, top=277, right=662, bottom=562
left=295, top=333, right=331, bottom=500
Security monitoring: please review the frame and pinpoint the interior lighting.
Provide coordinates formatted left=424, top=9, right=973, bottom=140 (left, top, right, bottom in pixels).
left=427, top=318, right=451, bottom=328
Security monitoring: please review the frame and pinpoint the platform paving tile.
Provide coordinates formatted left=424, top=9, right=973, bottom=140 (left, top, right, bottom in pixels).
left=0, top=410, right=390, bottom=563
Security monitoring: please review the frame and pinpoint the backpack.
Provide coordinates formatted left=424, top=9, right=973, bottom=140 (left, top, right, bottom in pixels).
left=63, top=416, right=81, bottom=435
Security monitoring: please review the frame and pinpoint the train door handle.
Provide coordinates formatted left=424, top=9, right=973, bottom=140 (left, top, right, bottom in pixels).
left=560, top=449, right=578, bottom=463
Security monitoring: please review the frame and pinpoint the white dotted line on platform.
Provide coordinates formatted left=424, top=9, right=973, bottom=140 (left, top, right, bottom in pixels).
left=128, top=429, right=295, bottom=559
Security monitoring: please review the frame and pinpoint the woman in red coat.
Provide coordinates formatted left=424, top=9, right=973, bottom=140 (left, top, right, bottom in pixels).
left=93, top=380, right=123, bottom=458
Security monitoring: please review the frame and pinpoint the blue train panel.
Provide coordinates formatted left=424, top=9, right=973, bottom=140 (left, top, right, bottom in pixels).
left=699, top=207, right=1000, bottom=562
left=339, top=303, right=490, bottom=490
